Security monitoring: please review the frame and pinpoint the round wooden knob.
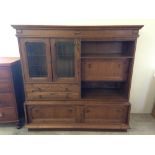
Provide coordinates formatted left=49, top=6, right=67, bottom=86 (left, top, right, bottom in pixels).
left=39, top=95, right=42, bottom=98
left=86, top=109, right=90, bottom=113
left=65, top=88, right=69, bottom=91
left=68, top=108, right=73, bottom=112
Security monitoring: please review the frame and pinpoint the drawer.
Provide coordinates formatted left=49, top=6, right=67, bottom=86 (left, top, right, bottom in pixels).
left=27, top=105, right=76, bottom=123
left=0, top=93, right=15, bottom=106
left=0, top=81, right=12, bottom=93
left=26, top=91, right=80, bottom=100
left=82, top=59, right=129, bottom=81
left=25, top=83, right=80, bottom=93
left=0, top=107, right=17, bottom=122
left=83, top=104, right=129, bottom=124
left=0, top=66, right=11, bottom=80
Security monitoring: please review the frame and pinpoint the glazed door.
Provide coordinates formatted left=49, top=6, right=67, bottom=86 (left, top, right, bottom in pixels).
left=20, top=38, right=52, bottom=82
left=51, top=39, right=80, bottom=83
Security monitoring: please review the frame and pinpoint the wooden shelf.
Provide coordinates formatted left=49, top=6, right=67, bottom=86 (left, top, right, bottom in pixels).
left=81, top=53, right=133, bottom=59
left=81, top=88, right=127, bottom=100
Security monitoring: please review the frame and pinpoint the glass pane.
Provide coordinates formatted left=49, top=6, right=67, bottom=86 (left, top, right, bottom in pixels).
left=55, top=41, right=75, bottom=77
left=25, top=42, right=48, bottom=77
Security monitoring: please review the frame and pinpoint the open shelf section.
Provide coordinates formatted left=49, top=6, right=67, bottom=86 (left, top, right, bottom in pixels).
left=81, top=41, right=135, bottom=59
left=81, top=88, right=127, bottom=101
left=81, top=81, right=128, bottom=101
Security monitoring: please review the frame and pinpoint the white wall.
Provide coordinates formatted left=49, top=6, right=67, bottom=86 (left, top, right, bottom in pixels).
left=0, top=0, right=155, bottom=113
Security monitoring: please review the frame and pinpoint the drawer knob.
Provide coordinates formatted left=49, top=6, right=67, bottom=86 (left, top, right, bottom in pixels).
left=65, top=88, right=69, bottom=91
left=88, top=64, right=92, bottom=68
left=39, top=95, right=42, bottom=98
left=68, top=108, right=73, bottom=112
left=86, top=109, right=90, bottom=113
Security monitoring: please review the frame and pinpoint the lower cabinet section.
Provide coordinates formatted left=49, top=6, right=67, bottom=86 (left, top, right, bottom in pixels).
left=26, top=102, right=130, bottom=130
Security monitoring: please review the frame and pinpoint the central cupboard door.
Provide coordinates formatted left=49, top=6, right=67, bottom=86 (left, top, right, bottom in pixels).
left=51, top=39, right=80, bottom=83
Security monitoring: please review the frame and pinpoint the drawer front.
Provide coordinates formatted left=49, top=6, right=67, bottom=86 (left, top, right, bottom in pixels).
left=25, top=83, right=80, bottom=92
left=26, top=91, right=80, bottom=100
left=0, top=81, right=12, bottom=93
left=27, top=105, right=76, bottom=123
left=0, top=67, right=11, bottom=80
left=0, top=93, right=15, bottom=106
left=0, top=107, right=17, bottom=122
left=83, top=104, right=129, bottom=124
left=82, top=59, right=129, bottom=81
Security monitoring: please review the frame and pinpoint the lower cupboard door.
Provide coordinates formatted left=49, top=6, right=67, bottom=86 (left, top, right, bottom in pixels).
left=83, top=105, right=129, bottom=124
left=27, top=105, right=76, bottom=123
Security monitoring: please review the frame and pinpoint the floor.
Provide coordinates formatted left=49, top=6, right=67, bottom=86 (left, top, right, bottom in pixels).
left=0, top=114, right=155, bottom=135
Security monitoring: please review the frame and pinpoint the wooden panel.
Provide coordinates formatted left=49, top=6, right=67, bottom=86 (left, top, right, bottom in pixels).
left=81, top=59, right=129, bottom=81
left=83, top=104, right=129, bottom=124
left=26, top=91, right=80, bottom=100
left=0, top=81, right=12, bottom=93
left=25, top=83, right=80, bottom=92
left=14, top=29, right=138, bottom=40
left=27, top=105, right=76, bottom=123
left=0, top=67, right=11, bottom=80
left=0, top=93, right=16, bottom=106
left=0, top=107, right=17, bottom=122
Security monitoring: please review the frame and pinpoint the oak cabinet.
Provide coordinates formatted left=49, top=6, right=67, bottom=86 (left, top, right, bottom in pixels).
left=26, top=104, right=130, bottom=124
left=12, top=25, right=143, bottom=130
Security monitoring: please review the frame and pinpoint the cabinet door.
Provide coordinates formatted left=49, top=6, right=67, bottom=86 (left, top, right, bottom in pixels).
left=27, top=105, right=76, bottom=123
left=83, top=105, right=129, bottom=124
left=51, top=39, right=80, bottom=83
left=20, top=38, right=52, bottom=82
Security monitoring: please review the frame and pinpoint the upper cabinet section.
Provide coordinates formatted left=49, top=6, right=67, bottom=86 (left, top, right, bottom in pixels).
left=12, top=25, right=143, bottom=40
left=20, top=38, right=52, bottom=82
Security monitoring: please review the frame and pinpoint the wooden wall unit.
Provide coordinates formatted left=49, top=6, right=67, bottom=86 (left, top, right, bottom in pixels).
left=12, top=25, right=143, bottom=130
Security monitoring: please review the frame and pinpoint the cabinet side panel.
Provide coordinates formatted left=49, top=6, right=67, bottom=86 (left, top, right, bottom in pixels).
left=11, top=61, right=25, bottom=123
